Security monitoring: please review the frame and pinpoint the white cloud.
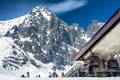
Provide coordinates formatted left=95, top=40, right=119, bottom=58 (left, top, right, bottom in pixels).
left=47, top=0, right=88, bottom=14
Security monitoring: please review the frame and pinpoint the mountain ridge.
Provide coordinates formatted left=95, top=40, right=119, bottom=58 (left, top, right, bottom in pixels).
left=0, top=5, right=104, bottom=77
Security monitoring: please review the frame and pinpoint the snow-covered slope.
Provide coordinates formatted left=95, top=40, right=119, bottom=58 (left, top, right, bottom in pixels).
left=0, top=5, right=103, bottom=78
left=0, top=72, right=120, bottom=80
left=0, top=37, right=73, bottom=77
left=0, top=15, right=27, bottom=35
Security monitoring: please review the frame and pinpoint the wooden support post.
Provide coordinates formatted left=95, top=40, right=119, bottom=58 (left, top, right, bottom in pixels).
left=77, top=71, right=79, bottom=77
left=111, top=72, right=113, bottom=77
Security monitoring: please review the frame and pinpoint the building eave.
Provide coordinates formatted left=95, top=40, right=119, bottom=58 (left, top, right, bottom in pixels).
left=74, top=8, right=120, bottom=61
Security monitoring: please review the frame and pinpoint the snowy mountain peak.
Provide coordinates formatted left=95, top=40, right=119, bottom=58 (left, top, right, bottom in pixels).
left=87, top=20, right=104, bottom=37
left=29, top=6, right=52, bottom=21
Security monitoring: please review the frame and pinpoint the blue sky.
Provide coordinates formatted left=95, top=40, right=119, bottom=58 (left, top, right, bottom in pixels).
left=0, top=0, right=120, bottom=30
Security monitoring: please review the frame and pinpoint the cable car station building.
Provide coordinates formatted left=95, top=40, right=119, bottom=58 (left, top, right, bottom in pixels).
left=66, top=9, right=120, bottom=77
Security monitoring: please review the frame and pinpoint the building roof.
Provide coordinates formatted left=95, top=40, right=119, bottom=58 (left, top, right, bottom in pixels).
left=74, top=8, right=120, bottom=61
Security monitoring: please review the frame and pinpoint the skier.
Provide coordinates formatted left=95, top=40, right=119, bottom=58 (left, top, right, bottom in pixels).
left=53, top=72, right=58, bottom=78
left=61, top=72, right=65, bottom=77
left=26, top=72, right=30, bottom=77
left=48, top=72, right=52, bottom=78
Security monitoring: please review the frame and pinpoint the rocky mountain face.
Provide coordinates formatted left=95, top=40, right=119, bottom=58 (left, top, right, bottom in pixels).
left=0, top=6, right=104, bottom=72
left=87, top=20, right=104, bottom=37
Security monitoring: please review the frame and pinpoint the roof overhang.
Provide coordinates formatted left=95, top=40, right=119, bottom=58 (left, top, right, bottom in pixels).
left=74, top=9, right=120, bottom=61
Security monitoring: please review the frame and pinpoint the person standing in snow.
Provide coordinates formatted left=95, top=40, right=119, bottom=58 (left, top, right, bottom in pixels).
left=61, top=72, right=65, bottom=77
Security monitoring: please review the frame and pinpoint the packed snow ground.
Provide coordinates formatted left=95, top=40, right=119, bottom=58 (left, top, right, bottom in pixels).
left=0, top=73, right=120, bottom=80
left=0, top=37, right=73, bottom=78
